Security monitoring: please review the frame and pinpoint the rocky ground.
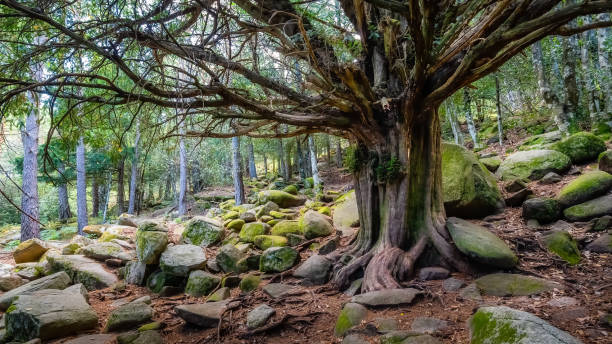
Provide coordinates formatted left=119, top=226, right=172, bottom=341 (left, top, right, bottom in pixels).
left=0, top=130, right=610, bottom=344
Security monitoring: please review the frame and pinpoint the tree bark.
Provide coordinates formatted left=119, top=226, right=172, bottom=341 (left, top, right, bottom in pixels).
left=20, top=89, right=40, bottom=241
left=308, top=136, right=321, bottom=191
left=296, top=138, right=306, bottom=180
left=178, top=119, right=187, bottom=216
left=444, top=102, right=463, bottom=146
left=329, top=106, right=470, bottom=292
left=561, top=32, right=580, bottom=122
left=57, top=161, right=72, bottom=221
left=76, top=136, right=88, bottom=234
left=278, top=138, right=288, bottom=180
left=247, top=137, right=257, bottom=179
left=232, top=136, right=246, bottom=205
left=596, top=13, right=611, bottom=115
left=102, top=172, right=112, bottom=223
left=91, top=178, right=99, bottom=217
left=326, top=135, right=332, bottom=167
left=495, top=74, right=504, bottom=147
left=117, top=157, right=125, bottom=215
left=127, top=121, right=140, bottom=214
left=463, top=88, right=479, bottom=149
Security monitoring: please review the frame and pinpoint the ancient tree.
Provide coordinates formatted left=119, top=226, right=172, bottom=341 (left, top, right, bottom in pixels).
left=1, top=0, right=610, bottom=291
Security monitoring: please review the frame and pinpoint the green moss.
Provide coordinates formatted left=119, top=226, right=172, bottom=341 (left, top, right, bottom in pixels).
left=259, top=247, right=298, bottom=272
left=138, top=322, right=161, bottom=332
left=185, top=271, right=220, bottom=297
left=563, top=194, right=612, bottom=221
left=222, top=211, right=239, bottom=220
left=543, top=231, right=581, bottom=265
left=334, top=309, right=353, bottom=337
left=470, top=309, right=526, bottom=344
left=226, top=219, right=245, bottom=232
left=282, top=185, right=298, bottom=195
left=497, top=149, right=571, bottom=181
left=239, top=222, right=269, bottom=243
left=253, top=235, right=288, bottom=250
left=552, top=131, right=606, bottom=163
left=270, top=220, right=302, bottom=237
left=557, top=171, right=612, bottom=207
left=239, top=274, right=260, bottom=292
left=375, top=155, right=403, bottom=182
left=318, top=206, right=331, bottom=216
left=6, top=304, right=16, bottom=313
left=182, top=217, right=223, bottom=247
left=475, top=273, right=557, bottom=296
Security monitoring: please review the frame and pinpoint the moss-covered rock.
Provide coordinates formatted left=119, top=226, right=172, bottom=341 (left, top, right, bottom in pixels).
left=557, top=171, right=612, bottom=207
left=222, top=211, right=239, bottom=220
left=255, top=201, right=279, bottom=218
left=135, top=230, right=168, bottom=264
left=258, top=190, right=306, bottom=208
left=259, top=247, right=298, bottom=272
left=138, top=220, right=168, bottom=232
left=270, top=220, right=302, bottom=237
left=239, top=274, right=261, bottom=293
left=47, top=255, right=118, bottom=290
left=13, top=238, right=48, bottom=264
left=479, top=157, right=502, bottom=172
left=552, top=131, right=607, bottom=164
left=146, top=270, right=184, bottom=293
left=282, top=184, right=298, bottom=195
left=104, top=301, right=153, bottom=332
left=496, top=149, right=571, bottom=181
left=599, top=150, right=612, bottom=174
left=334, top=302, right=368, bottom=337
left=332, top=190, right=359, bottom=232
left=226, top=219, right=245, bottom=232
left=215, top=244, right=246, bottom=273
left=81, top=242, right=134, bottom=262
left=185, top=270, right=220, bottom=297
left=181, top=217, right=224, bottom=247
left=469, top=306, right=582, bottom=344
left=563, top=194, right=612, bottom=221
left=299, top=210, right=333, bottom=239
left=446, top=217, right=517, bottom=268
left=318, top=206, right=332, bottom=216
left=475, top=273, right=561, bottom=296
left=253, top=235, right=288, bottom=250
left=219, top=199, right=235, bottom=210
left=522, top=198, right=561, bottom=224
left=269, top=210, right=288, bottom=219
left=542, top=231, right=581, bottom=265
left=159, top=244, right=207, bottom=276
left=239, top=222, right=270, bottom=243
left=442, top=143, right=505, bottom=218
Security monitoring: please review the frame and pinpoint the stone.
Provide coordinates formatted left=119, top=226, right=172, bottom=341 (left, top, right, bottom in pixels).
left=293, top=254, right=332, bottom=285
left=496, top=149, right=571, bottom=181
left=215, top=244, right=246, bottom=273
left=442, top=277, right=465, bottom=292
left=270, top=220, right=302, bottom=237
left=446, top=217, right=518, bottom=268
left=135, top=230, right=168, bottom=264
left=505, top=188, right=533, bottom=207
left=226, top=219, right=245, bottom=231
left=175, top=301, right=229, bottom=327
left=410, top=317, right=449, bottom=334
left=522, top=197, right=561, bottom=224
left=222, top=210, right=239, bottom=220
left=475, top=273, right=561, bottom=296
left=255, top=201, right=279, bottom=218
left=318, top=237, right=339, bottom=254
left=125, top=261, right=147, bottom=285
left=119, top=330, right=162, bottom=344
left=552, top=131, right=606, bottom=164
left=541, top=172, right=562, bottom=184
left=13, top=238, right=48, bottom=264
left=542, top=230, right=581, bottom=265
left=344, top=278, right=363, bottom=297
left=239, top=274, right=261, bottom=292
left=259, top=247, right=298, bottom=272
left=269, top=210, right=288, bottom=219
left=469, top=306, right=582, bottom=344
left=258, top=190, right=306, bottom=208
left=208, top=287, right=230, bottom=301
left=118, top=213, right=138, bottom=227
left=351, top=288, right=420, bottom=307
left=551, top=307, right=588, bottom=323
left=373, top=317, right=399, bottom=332
left=182, top=217, right=224, bottom=247
left=418, top=267, right=449, bottom=281
left=586, top=233, right=612, bottom=253
left=246, top=304, right=275, bottom=329
left=81, top=242, right=134, bottom=262
left=590, top=215, right=612, bottom=231
left=557, top=171, right=612, bottom=208
left=82, top=224, right=105, bottom=236
left=138, top=321, right=161, bottom=331
left=5, top=288, right=98, bottom=342
left=240, top=211, right=257, bottom=223
left=159, top=244, right=206, bottom=276
left=221, top=275, right=241, bottom=288
left=13, top=263, right=40, bottom=280
left=185, top=270, right=220, bottom=297
left=138, top=220, right=168, bottom=232
left=504, top=179, right=528, bottom=193
left=332, top=190, right=360, bottom=234
left=253, top=235, right=288, bottom=250
left=47, top=254, right=118, bottom=290
left=599, top=150, right=612, bottom=174
left=146, top=270, right=184, bottom=293
left=564, top=194, right=612, bottom=221
left=459, top=283, right=482, bottom=301
left=239, top=222, right=270, bottom=243
left=342, top=334, right=370, bottom=344
left=64, top=334, right=116, bottom=344
left=263, top=283, right=294, bottom=299
left=0, top=272, right=25, bottom=292
left=479, top=156, right=501, bottom=172
left=105, top=302, right=153, bottom=332
left=300, top=210, right=333, bottom=239
left=335, top=302, right=368, bottom=337
left=547, top=296, right=579, bottom=308
left=442, top=143, right=504, bottom=218
left=0, top=271, right=71, bottom=310
left=380, top=331, right=442, bottom=344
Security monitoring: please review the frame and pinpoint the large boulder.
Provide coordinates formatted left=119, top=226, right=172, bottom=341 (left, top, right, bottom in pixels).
left=522, top=197, right=561, bottom=224
left=300, top=210, right=333, bottom=239
left=557, top=171, right=612, bottom=207
left=47, top=254, right=118, bottom=290
left=332, top=191, right=360, bottom=232
left=13, top=238, right=48, bottom=264
left=159, top=244, right=206, bottom=276
left=563, top=194, right=612, bottom=221
left=0, top=271, right=71, bottom=311
left=552, top=131, right=606, bottom=164
left=81, top=242, right=134, bottom=262
left=469, top=306, right=582, bottom=344
left=259, top=247, right=298, bottom=272
left=239, top=222, right=270, bottom=243
left=135, top=229, right=168, bottom=264
left=124, top=261, right=147, bottom=285
left=475, top=273, right=561, bottom=296
left=5, top=287, right=98, bottom=342
left=496, top=149, right=571, bottom=181
left=442, top=143, right=504, bottom=218
left=258, top=190, right=306, bottom=208
left=446, top=217, right=518, bottom=268
left=181, top=217, right=224, bottom=247
left=599, top=150, right=612, bottom=174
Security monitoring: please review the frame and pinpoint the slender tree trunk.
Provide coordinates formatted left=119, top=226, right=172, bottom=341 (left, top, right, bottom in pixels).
left=191, top=159, right=202, bottom=193
left=278, top=139, right=288, bottom=180
left=178, top=120, right=187, bottom=216
left=329, top=106, right=469, bottom=292
left=102, top=172, right=112, bottom=223
left=76, top=136, right=88, bottom=234
left=296, top=138, right=306, bottom=180
left=597, top=14, right=611, bottom=114
left=562, top=33, right=580, bottom=122
left=57, top=161, right=72, bottom=221
left=247, top=138, right=257, bottom=179
left=444, top=102, right=462, bottom=145
left=128, top=121, right=140, bottom=214
left=308, top=136, right=321, bottom=191
left=336, top=138, right=343, bottom=168
left=20, top=95, right=40, bottom=240
left=326, top=135, right=332, bottom=167
left=263, top=153, right=268, bottom=176
left=580, top=16, right=597, bottom=121
left=463, top=88, right=479, bottom=149
left=495, top=75, right=504, bottom=147
left=117, top=157, right=125, bottom=215
left=91, top=178, right=99, bottom=217
left=231, top=136, right=246, bottom=205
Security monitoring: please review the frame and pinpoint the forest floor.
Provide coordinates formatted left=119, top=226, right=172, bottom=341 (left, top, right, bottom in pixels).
left=0, top=139, right=610, bottom=344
